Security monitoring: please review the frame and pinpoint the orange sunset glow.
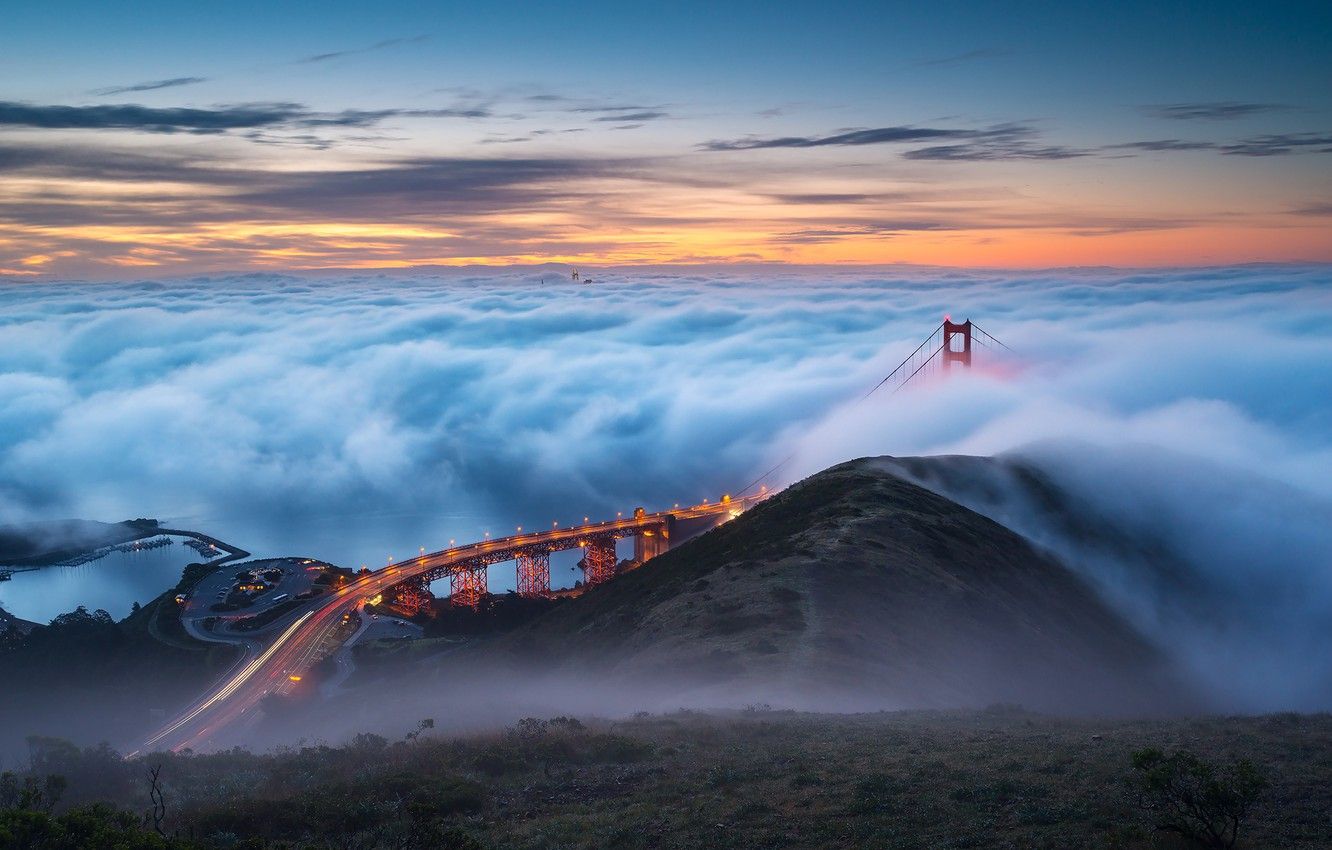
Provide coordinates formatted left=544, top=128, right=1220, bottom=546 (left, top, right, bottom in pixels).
left=3, top=0, right=1329, bottom=277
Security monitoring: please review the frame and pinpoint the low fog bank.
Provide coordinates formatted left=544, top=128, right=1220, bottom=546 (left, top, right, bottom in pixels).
left=882, top=446, right=1332, bottom=713
left=226, top=659, right=1168, bottom=757
left=268, top=671, right=918, bottom=754
left=0, top=518, right=132, bottom=563
left=2, top=265, right=1328, bottom=579
left=2, top=264, right=1330, bottom=750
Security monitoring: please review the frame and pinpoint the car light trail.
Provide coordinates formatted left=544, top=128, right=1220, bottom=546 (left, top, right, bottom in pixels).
left=138, top=611, right=313, bottom=751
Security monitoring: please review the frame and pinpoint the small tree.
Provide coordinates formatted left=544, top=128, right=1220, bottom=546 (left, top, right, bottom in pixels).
left=145, top=764, right=165, bottom=836
left=1130, top=748, right=1267, bottom=849
left=0, top=770, right=65, bottom=813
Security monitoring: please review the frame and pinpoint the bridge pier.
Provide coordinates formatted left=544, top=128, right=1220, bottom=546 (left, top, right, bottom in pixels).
left=580, top=537, right=618, bottom=587
left=450, top=564, right=488, bottom=609
left=392, top=579, right=433, bottom=616
left=516, top=550, right=551, bottom=598
left=633, top=525, right=669, bottom=563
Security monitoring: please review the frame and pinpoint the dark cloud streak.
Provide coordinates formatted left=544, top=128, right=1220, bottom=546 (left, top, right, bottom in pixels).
left=297, top=35, right=430, bottom=64
left=1143, top=101, right=1288, bottom=121
left=0, top=101, right=304, bottom=132
left=704, top=124, right=1092, bottom=161
left=591, top=111, right=668, bottom=122
left=0, top=101, right=489, bottom=135
left=89, top=77, right=208, bottom=96
left=1109, top=133, right=1332, bottom=157
left=912, top=48, right=1010, bottom=67
left=701, top=125, right=977, bottom=151
left=1108, top=139, right=1219, bottom=152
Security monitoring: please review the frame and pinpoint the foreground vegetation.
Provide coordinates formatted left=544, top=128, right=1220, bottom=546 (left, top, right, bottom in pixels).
left=3, top=709, right=1329, bottom=849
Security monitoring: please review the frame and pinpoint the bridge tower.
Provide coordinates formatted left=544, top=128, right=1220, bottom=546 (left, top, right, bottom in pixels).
left=450, top=564, right=488, bottom=609
left=516, top=550, right=551, bottom=598
left=580, top=537, right=618, bottom=587
left=942, top=318, right=973, bottom=370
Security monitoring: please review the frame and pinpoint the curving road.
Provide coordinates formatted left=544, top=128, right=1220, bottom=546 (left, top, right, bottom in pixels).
left=136, top=496, right=761, bottom=754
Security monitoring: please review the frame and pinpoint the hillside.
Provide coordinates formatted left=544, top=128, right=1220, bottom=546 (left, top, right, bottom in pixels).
left=382, top=457, right=1189, bottom=716
left=0, top=604, right=39, bottom=637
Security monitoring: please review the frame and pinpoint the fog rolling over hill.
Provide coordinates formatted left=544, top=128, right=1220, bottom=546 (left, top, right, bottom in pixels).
left=312, top=457, right=1192, bottom=743
left=886, top=445, right=1332, bottom=712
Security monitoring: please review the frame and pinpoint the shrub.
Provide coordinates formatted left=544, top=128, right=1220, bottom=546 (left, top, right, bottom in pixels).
left=1129, top=748, right=1267, bottom=850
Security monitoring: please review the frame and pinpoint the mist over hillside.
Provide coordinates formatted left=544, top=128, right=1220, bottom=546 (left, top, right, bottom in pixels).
left=884, top=446, right=1332, bottom=712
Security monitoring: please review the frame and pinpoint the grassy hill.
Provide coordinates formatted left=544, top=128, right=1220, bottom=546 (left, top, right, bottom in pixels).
left=385, top=457, right=1188, bottom=716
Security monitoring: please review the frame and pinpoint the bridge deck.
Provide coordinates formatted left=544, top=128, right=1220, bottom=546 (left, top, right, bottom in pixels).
left=397, top=494, right=760, bottom=578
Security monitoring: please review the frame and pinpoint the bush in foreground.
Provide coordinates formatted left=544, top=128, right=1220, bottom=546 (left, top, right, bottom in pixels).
left=1130, top=747, right=1267, bottom=849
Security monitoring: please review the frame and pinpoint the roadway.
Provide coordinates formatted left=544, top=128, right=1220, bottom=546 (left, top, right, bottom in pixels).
left=136, top=495, right=762, bottom=754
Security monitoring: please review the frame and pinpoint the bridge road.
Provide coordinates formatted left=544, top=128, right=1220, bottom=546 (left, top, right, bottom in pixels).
left=136, top=496, right=761, bottom=754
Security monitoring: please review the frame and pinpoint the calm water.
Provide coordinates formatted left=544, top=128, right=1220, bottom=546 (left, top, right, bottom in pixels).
left=0, top=546, right=194, bottom=624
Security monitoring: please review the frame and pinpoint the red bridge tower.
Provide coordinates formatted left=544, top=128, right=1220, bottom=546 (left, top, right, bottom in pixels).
left=942, top=318, right=972, bottom=370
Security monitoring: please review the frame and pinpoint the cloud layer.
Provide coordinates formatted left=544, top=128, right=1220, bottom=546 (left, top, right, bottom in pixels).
left=0, top=101, right=489, bottom=133
left=0, top=265, right=1329, bottom=708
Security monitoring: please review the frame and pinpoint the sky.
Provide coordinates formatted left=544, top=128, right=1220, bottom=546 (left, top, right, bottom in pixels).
left=2, top=0, right=1331, bottom=276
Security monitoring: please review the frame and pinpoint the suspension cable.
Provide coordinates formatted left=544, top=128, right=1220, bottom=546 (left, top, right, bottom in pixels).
left=733, top=321, right=1008, bottom=497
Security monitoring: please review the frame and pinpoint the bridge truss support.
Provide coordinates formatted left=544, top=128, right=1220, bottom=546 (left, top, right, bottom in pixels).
left=516, top=550, right=551, bottom=598
left=392, top=579, right=433, bottom=617
left=581, top=537, right=618, bottom=587
left=450, top=565, right=489, bottom=609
